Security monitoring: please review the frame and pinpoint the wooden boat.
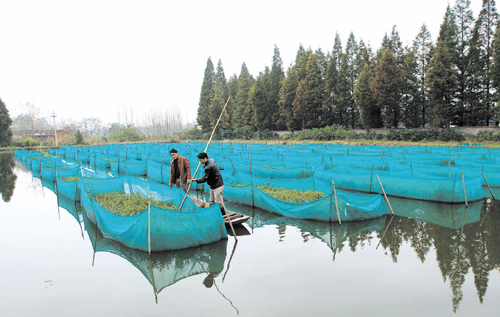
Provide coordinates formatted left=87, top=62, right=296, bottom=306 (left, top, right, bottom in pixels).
left=189, top=196, right=250, bottom=226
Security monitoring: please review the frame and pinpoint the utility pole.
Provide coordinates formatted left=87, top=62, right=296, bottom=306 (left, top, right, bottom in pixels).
left=51, top=111, right=58, bottom=146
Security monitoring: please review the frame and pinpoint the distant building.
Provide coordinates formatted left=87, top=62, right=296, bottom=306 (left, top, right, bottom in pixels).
left=15, top=128, right=71, bottom=143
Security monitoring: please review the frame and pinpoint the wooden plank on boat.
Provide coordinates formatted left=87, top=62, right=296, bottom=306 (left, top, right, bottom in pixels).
left=223, top=210, right=250, bottom=225
left=189, top=196, right=250, bottom=226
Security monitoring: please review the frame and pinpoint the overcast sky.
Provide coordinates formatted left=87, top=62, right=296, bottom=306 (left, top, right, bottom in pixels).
left=0, top=0, right=485, bottom=127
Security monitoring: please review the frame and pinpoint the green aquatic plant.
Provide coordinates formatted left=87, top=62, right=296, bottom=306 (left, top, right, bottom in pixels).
left=228, top=182, right=246, bottom=186
left=92, top=191, right=176, bottom=216
left=60, top=176, right=80, bottom=182
left=258, top=164, right=285, bottom=169
left=256, top=184, right=326, bottom=202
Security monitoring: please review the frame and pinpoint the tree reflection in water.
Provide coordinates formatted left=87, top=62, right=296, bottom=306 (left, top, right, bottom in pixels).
left=378, top=200, right=500, bottom=312
left=246, top=197, right=498, bottom=313
left=0, top=153, right=17, bottom=202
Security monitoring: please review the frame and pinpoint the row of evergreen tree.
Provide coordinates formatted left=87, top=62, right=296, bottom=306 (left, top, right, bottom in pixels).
left=197, top=0, right=500, bottom=133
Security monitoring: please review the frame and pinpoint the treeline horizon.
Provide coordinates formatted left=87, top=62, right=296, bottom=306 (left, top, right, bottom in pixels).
left=196, top=0, right=500, bottom=135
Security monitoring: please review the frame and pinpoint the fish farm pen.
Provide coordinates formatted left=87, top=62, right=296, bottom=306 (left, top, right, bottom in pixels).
left=7, top=142, right=500, bottom=315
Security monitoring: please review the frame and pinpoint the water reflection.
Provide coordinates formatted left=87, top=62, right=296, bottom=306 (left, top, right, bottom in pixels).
left=14, top=159, right=500, bottom=313
left=227, top=199, right=499, bottom=312
left=380, top=200, right=499, bottom=312
left=82, top=209, right=228, bottom=303
left=0, top=152, right=17, bottom=202
left=226, top=201, right=386, bottom=255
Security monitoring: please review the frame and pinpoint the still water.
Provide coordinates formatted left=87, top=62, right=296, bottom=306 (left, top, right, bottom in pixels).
left=0, top=152, right=499, bottom=316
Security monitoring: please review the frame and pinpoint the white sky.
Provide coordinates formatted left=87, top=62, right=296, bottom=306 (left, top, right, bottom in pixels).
left=0, top=0, right=485, bottom=126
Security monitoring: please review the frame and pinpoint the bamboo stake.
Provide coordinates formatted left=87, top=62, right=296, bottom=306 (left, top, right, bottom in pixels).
left=332, top=180, right=341, bottom=225
left=369, top=164, right=374, bottom=193
left=377, top=175, right=394, bottom=215
left=482, top=171, right=495, bottom=200
left=148, top=192, right=152, bottom=255
left=462, top=170, right=468, bottom=207
left=230, top=158, right=236, bottom=174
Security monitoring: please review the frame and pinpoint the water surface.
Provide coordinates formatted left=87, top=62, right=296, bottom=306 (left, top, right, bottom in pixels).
left=1, top=153, right=499, bottom=316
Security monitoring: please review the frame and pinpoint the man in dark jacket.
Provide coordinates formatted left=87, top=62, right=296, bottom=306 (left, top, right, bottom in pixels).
left=191, top=152, right=226, bottom=213
left=169, top=149, right=191, bottom=193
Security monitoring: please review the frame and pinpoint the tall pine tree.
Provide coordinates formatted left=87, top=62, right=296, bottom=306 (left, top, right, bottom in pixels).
left=343, top=33, right=361, bottom=128
left=277, top=65, right=299, bottom=131
left=413, top=24, right=434, bottom=127
left=304, top=52, right=324, bottom=128
left=0, top=98, right=13, bottom=147
left=324, top=33, right=343, bottom=126
left=233, top=63, right=254, bottom=128
left=292, top=79, right=309, bottom=130
left=210, top=59, right=231, bottom=130
left=269, top=45, right=285, bottom=129
left=371, top=48, right=403, bottom=128
left=251, top=71, right=271, bottom=131
left=354, top=64, right=380, bottom=129
left=401, top=48, right=422, bottom=128
left=453, top=0, right=475, bottom=125
left=426, top=6, right=458, bottom=128
left=468, top=0, right=498, bottom=125
left=492, top=23, right=500, bottom=110
left=197, top=57, right=215, bottom=132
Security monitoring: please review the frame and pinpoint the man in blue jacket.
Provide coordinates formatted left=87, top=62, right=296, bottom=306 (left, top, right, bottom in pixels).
left=191, top=152, right=226, bottom=214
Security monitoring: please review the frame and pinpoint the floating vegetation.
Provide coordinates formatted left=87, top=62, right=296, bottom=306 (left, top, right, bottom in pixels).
left=102, top=158, right=116, bottom=161
left=258, top=164, right=285, bottom=169
left=256, top=184, right=326, bottom=202
left=60, top=176, right=80, bottom=182
left=92, top=191, right=176, bottom=216
left=228, top=182, right=246, bottom=186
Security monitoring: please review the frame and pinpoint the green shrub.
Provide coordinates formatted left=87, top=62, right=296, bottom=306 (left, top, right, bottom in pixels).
left=75, top=130, right=85, bottom=145
left=476, top=130, right=494, bottom=141
left=42, top=139, right=55, bottom=147
left=438, top=129, right=465, bottom=142
left=233, top=126, right=254, bottom=140
left=108, top=128, right=145, bottom=143
left=384, top=129, right=463, bottom=142
left=220, top=129, right=235, bottom=140
left=259, top=129, right=279, bottom=140
left=493, top=131, right=500, bottom=141
left=12, top=138, right=40, bottom=147
left=293, top=124, right=353, bottom=140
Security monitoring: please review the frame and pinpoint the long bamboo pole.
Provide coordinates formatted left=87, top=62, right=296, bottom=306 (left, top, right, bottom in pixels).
left=148, top=192, right=151, bottom=255
left=177, top=97, right=237, bottom=240
left=179, top=96, right=231, bottom=210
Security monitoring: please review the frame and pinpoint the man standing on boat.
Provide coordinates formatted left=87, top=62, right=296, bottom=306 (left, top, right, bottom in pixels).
left=169, top=149, right=191, bottom=193
left=190, top=152, right=226, bottom=214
